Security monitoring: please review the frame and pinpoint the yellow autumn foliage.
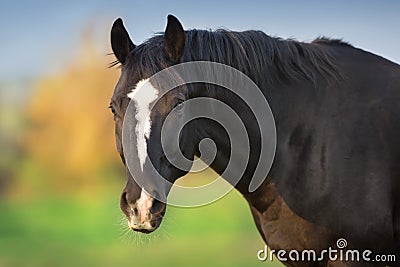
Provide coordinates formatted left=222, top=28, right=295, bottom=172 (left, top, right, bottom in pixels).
left=23, top=37, right=122, bottom=192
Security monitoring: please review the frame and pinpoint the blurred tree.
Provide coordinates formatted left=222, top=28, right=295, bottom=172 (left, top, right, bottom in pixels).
left=1, top=78, right=34, bottom=197
left=21, top=29, right=122, bottom=194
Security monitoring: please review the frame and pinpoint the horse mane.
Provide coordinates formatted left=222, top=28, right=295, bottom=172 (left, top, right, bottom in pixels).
left=312, top=36, right=353, bottom=47
left=132, top=29, right=345, bottom=86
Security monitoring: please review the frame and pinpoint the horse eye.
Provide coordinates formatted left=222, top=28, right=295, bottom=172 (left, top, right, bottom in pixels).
left=174, top=101, right=184, bottom=112
left=109, top=105, right=117, bottom=116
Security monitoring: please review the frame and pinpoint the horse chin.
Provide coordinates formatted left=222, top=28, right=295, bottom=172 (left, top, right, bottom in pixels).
left=128, top=207, right=166, bottom=234
left=128, top=220, right=159, bottom=234
left=133, top=228, right=156, bottom=234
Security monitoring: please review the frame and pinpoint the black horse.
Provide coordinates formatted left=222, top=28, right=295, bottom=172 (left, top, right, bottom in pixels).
left=109, top=15, right=400, bottom=266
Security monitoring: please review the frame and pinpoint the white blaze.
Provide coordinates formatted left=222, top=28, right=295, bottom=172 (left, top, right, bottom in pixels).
left=127, top=79, right=159, bottom=170
left=136, top=189, right=154, bottom=223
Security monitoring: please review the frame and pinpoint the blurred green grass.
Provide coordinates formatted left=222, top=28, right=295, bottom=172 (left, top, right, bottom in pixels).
left=0, top=189, right=284, bottom=267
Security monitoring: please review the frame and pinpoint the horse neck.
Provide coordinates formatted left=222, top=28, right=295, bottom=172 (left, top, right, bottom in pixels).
left=191, top=85, right=260, bottom=195
left=189, top=74, right=321, bottom=198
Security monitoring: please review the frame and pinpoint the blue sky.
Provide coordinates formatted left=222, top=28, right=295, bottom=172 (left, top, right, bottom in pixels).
left=1, top=0, right=399, bottom=81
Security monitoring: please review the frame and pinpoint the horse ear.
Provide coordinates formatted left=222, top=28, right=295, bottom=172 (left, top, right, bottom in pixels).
left=111, top=18, right=135, bottom=64
left=163, top=15, right=185, bottom=62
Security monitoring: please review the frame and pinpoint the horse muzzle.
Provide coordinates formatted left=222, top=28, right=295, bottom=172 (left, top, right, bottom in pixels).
left=121, top=189, right=166, bottom=233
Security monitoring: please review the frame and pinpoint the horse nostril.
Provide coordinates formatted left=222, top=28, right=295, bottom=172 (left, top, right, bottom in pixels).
left=150, top=199, right=165, bottom=214
left=120, top=192, right=130, bottom=216
left=121, top=192, right=141, bottom=218
left=133, top=207, right=139, bottom=216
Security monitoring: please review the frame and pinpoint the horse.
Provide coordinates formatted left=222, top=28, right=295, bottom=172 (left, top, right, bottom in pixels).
left=108, top=15, right=400, bottom=266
